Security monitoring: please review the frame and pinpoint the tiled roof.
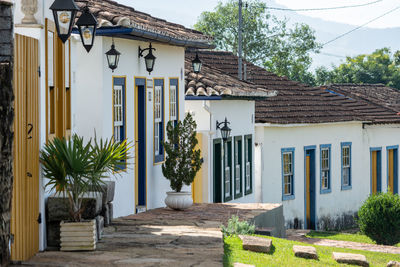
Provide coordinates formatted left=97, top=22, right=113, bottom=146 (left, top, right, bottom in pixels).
left=184, top=58, right=276, bottom=99
left=187, top=50, right=400, bottom=125
left=324, top=84, right=400, bottom=124
left=75, top=0, right=212, bottom=48
left=186, top=50, right=362, bottom=124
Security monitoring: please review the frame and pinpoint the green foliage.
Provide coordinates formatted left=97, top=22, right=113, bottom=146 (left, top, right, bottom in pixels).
left=357, top=192, right=400, bottom=245
left=162, top=113, right=202, bottom=192
left=40, top=134, right=131, bottom=222
left=315, top=48, right=400, bottom=89
left=221, top=215, right=255, bottom=237
left=194, top=0, right=320, bottom=85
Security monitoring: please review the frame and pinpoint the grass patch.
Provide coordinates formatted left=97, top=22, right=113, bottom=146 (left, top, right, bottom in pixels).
left=224, top=235, right=400, bottom=267
left=306, top=231, right=400, bottom=247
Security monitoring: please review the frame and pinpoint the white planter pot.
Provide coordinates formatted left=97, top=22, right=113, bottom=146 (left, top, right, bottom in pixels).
left=60, top=219, right=96, bottom=251
left=165, top=191, right=193, bottom=210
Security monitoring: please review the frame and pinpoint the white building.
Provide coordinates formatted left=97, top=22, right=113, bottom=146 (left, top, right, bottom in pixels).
left=11, top=0, right=212, bottom=261
left=190, top=50, right=400, bottom=230
left=184, top=54, right=276, bottom=204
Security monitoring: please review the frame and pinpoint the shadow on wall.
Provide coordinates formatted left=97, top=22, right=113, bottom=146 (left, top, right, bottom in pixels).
left=318, top=212, right=358, bottom=231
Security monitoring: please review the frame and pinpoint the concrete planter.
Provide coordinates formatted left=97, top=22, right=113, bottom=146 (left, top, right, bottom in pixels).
left=165, top=191, right=193, bottom=210
left=60, top=220, right=96, bottom=251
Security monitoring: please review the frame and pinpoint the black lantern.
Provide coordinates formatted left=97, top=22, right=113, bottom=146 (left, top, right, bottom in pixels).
left=76, top=6, right=97, bottom=53
left=139, top=43, right=156, bottom=74
left=49, top=0, right=79, bottom=43
left=216, top=117, right=232, bottom=142
left=192, top=53, right=202, bottom=74
left=105, top=40, right=121, bottom=72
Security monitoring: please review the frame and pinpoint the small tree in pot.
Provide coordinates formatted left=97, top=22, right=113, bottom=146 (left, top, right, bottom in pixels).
left=162, top=113, right=202, bottom=210
left=40, top=134, right=131, bottom=250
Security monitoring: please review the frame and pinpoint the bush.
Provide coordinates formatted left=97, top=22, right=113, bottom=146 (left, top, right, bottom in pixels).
left=357, top=192, right=400, bottom=245
left=221, top=215, right=255, bottom=237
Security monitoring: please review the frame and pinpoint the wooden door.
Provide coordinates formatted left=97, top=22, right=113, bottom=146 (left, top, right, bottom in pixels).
left=192, top=133, right=203, bottom=203
left=388, top=149, right=398, bottom=194
left=371, top=150, right=381, bottom=194
left=305, top=149, right=316, bottom=230
left=306, top=155, right=311, bottom=228
left=213, top=140, right=222, bottom=203
left=11, top=34, right=40, bottom=261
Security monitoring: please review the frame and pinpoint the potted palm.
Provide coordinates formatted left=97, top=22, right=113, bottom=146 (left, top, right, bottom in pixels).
left=40, top=134, right=131, bottom=251
left=162, top=113, right=202, bottom=210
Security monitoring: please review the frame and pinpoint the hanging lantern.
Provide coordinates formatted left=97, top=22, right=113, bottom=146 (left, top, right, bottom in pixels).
left=49, top=0, right=79, bottom=43
left=105, top=40, right=121, bottom=72
left=192, top=53, right=202, bottom=74
left=76, top=6, right=97, bottom=53
left=139, top=43, right=156, bottom=74
left=216, top=117, right=232, bottom=142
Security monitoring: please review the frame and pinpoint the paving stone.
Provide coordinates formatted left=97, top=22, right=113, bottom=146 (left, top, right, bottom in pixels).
left=239, top=235, right=272, bottom=253
left=333, top=252, right=369, bottom=267
left=388, top=261, right=400, bottom=267
left=293, top=245, right=318, bottom=259
left=234, top=263, right=255, bottom=267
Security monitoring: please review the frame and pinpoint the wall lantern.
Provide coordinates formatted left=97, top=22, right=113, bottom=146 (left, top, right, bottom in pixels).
left=192, top=53, right=202, bottom=74
left=216, top=117, right=232, bottom=142
left=76, top=6, right=97, bottom=53
left=139, top=43, right=156, bottom=74
left=49, top=0, right=79, bottom=43
left=105, top=40, right=121, bottom=72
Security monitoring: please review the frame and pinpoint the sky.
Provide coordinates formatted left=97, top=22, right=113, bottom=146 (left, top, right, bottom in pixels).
left=119, top=0, right=400, bottom=29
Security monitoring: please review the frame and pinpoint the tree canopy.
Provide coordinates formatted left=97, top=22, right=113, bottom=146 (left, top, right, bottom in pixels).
left=314, top=48, right=400, bottom=89
left=194, top=0, right=321, bottom=84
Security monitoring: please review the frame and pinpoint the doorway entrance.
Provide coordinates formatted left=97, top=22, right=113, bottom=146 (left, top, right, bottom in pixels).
left=388, top=147, right=398, bottom=194
left=304, top=146, right=316, bottom=230
left=213, top=139, right=222, bottom=203
left=371, top=148, right=382, bottom=194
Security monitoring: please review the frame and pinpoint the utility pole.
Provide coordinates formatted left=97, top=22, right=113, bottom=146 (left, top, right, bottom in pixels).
left=238, top=0, right=243, bottom=81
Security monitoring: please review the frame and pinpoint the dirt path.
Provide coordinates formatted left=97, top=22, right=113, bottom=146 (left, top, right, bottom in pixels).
left=286, top=229, right=400, bottom=254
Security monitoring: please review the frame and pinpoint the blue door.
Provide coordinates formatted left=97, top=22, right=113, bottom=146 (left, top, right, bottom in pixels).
left=135, top=78, right=147, bottom=210
left=305, top=147, right=316, bottom=229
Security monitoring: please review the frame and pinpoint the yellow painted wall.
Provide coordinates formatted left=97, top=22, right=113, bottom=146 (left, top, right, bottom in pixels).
left=192, top=133, right=203, bottom=203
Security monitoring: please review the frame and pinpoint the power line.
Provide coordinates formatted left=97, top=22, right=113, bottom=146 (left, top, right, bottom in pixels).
left=322, top=5, right=400, bottom=46
left=266, top=0, right=383, bottom=12
left=320, top=52, right=347, bottom=59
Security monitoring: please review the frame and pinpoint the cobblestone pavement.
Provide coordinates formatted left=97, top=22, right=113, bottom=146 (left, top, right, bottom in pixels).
left=16, top=203, right=278, bottom=267
left=286, top=229, right=400, bottom=254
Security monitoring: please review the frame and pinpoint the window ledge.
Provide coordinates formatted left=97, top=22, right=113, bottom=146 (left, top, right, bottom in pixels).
left=341, top=185, right=352, bottom=191
left=282, top=194, right=295, bottom=201
left=320, top=188, right=332, bottom=194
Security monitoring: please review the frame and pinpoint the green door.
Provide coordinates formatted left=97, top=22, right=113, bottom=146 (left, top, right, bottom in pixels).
left=213, top=139, right=222, bottom=203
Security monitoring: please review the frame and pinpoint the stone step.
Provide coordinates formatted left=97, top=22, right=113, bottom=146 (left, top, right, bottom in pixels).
left=388, top=261, right=400, bottom=267
left=333, top=252, right=369, bottom=267
left=239, top=235, right=272, bottom=253
left=255, top=227, right=276, bottom=237
left=60, top=245, right=96, bottom=251
left=293, top=245, right=318, bottom=260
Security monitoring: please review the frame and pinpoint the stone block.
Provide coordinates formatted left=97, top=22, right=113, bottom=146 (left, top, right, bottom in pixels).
left=333, top=252, right=369, bottom=267
left=0, top=16, right=11, bottom=30
left=96, top=215, right=104, bottom=240
left=46, top=221, right=61, bottom=248
left=388, top=261, right=400, bottom=267
left=239, top=235, right=272, bottom=253
left=47, top=192, right=103, bottom=222
left=91, top=181, right=115, bottom=204
left=108, top=202, right=113, bottom=224
left=293, top=245, right=318, bottom=260
left=103, top=204, right=110, bottom=226
left=234, top=263, right=255, bottom=267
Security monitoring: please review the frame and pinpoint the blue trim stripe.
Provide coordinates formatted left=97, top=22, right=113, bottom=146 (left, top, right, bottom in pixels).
left=282, top=147, right=295, bottom=201
left=341, top=142, right=352, bottom=190
left=320, top=144, right=332, bottom=194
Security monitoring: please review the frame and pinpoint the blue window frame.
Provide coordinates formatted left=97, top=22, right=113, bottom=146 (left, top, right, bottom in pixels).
left=282, top=147, right=295, bottom=200
left=341, top=142, right=352, bottom=190
left=320, top=144, right=331, bottom=194
left=113, top=77, right=126, bottom=171
left=154, top=79, right=165, bottom=163
left=370, top=147, right=382, bottom=194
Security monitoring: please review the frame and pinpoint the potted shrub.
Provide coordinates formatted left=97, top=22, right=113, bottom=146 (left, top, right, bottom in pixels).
left=162, top=113, right=202, bottom=210
left=40, top=134, right=131, bottom=251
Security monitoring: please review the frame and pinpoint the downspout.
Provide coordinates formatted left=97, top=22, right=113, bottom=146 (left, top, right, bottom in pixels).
left=202, top=100, right=214, bottom=203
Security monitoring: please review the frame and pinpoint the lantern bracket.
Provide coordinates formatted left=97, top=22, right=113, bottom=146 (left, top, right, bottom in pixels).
left=138, top=43, right=156, bottom=58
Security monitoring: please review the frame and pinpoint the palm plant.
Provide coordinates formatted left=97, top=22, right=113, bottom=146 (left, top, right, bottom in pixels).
left=40, top=134, right=131, bottom=222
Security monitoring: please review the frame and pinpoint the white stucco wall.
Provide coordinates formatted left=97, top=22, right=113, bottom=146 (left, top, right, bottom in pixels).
left=256, top=121, right=400, bottom=229
left=186, top=99, right=257, bottom=204
left=75, top=36, right=186, bottom=217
